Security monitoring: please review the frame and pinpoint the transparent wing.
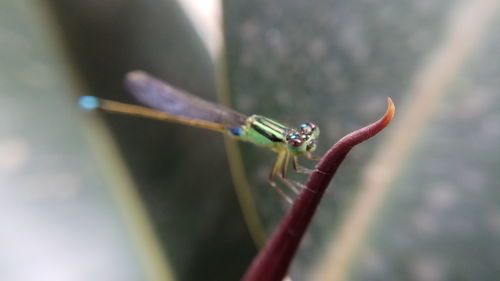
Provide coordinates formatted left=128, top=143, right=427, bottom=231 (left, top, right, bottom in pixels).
left=125, top=71, right=248, bottom=128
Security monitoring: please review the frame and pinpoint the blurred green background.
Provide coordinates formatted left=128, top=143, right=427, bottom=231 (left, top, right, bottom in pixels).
left=1, top=0, right=499, bottom=281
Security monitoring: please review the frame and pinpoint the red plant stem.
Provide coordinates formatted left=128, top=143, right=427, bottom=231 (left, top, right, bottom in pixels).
left=241, top=98, right=395, bottom=281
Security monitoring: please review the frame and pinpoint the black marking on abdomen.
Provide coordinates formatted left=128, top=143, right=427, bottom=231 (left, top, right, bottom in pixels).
left=251, top=116, right=286, bottom=143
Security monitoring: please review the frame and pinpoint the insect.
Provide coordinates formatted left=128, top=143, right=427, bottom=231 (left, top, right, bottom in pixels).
left=79, top=71, right=320, bottom=202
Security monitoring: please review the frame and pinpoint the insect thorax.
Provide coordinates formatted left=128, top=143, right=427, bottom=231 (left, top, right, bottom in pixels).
left=227, top=115, right=287, bottom=148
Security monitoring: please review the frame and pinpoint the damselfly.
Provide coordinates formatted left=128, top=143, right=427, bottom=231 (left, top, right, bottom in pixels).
left=79, top=71, right=320, bottom=202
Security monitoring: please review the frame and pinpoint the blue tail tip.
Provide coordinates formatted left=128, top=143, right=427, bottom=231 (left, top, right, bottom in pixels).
left=78, top=96, right=100, bottom=111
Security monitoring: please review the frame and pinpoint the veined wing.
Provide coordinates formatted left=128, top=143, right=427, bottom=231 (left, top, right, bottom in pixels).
left=125, top=71, right=248, bottom=128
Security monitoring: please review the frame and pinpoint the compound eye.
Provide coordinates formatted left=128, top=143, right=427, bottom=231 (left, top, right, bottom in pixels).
left=286, top=133, right=303, bottom=147
left=300, top=122, right=316, bottom=135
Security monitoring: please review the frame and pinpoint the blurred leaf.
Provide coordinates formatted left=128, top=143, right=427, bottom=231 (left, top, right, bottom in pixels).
left=0, top=0, right=257, bottom=281
left=0, top=1, right=174, bottom=281
left=45, top=1, right=257, bottom=281
left=223, top=0, right=500, bottom=280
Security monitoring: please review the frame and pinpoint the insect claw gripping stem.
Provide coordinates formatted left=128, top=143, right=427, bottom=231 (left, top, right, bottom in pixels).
left=314, top=168, right=331, bottom=176
left=292, top=155, right=316, bottom=174
left=295, top=167, right=316, bottom=174
left=293, top=166, right=316, bottom=174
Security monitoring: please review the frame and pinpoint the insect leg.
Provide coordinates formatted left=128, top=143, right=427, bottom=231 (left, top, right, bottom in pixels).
left=274, top=153, right=305, bottom=194
left=268, top=152, right=293, bottom=204
left=293, top=155, right=316, bottom=174
left=305, top=152, right=321, bottom=161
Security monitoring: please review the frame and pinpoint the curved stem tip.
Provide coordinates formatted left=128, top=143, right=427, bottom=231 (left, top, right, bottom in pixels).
left=241, top=97, right=395, bottom=281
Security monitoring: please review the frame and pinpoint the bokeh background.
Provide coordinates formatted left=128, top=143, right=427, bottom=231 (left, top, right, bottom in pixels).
left=1, top=0, right=499, bottom=281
